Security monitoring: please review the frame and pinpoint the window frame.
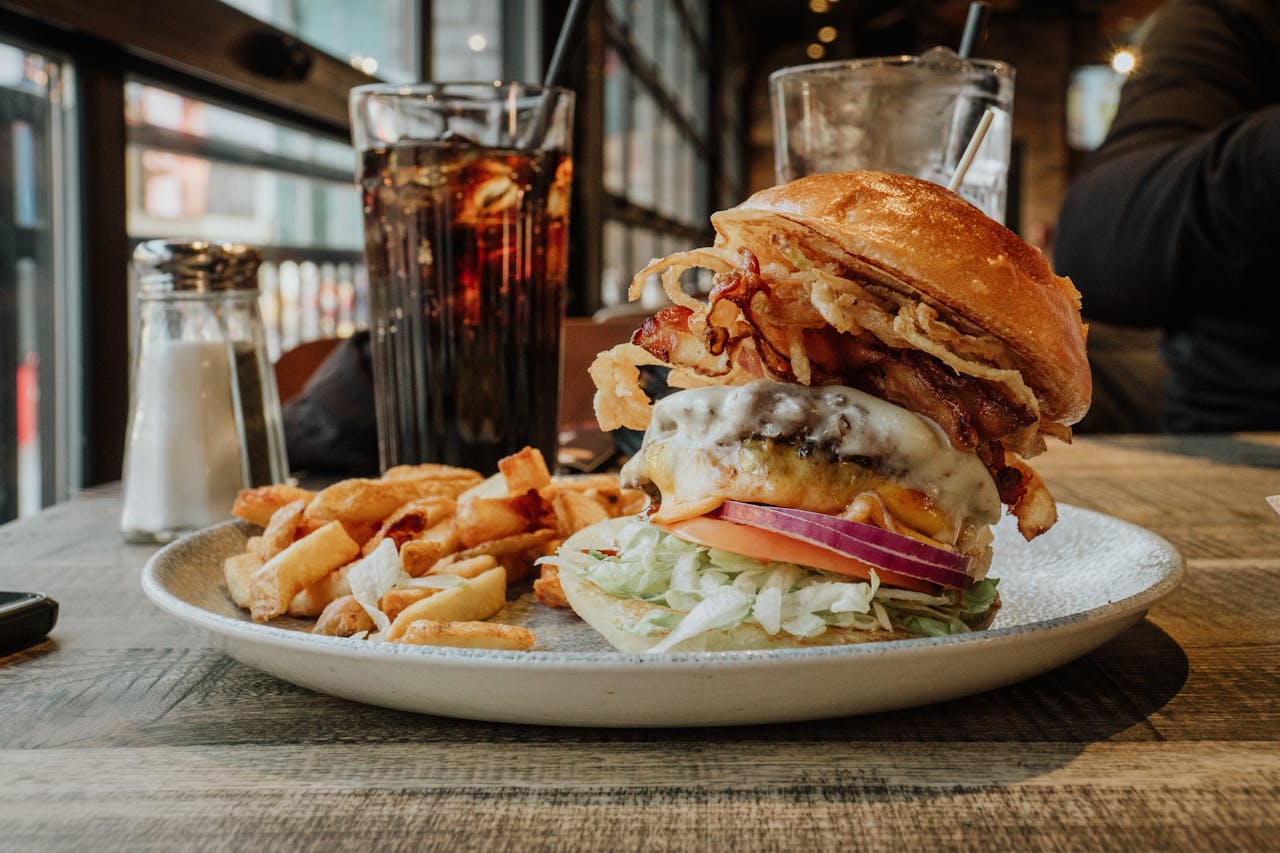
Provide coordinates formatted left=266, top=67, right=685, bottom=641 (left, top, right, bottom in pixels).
left=0, top=0, right=395, bottom=485
left=0, top=36, right=81, bottom=518
left=570, top=0, right=741, bottom=315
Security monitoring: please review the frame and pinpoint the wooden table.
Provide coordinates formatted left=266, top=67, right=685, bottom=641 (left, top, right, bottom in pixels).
left=2, top=434, right=1278, bottom=851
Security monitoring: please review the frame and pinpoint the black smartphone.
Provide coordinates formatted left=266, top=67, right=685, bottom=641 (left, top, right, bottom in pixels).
left=0, top=591, right=59, bottom=649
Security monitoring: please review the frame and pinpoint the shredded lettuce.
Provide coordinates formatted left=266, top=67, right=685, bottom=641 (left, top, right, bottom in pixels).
left=575, top=520, right=998, bottom=650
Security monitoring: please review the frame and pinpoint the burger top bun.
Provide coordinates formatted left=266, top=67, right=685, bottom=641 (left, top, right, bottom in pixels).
left=711, top=170, right=1091, bottom=426
left=557, top=518, right=1001, bottom=653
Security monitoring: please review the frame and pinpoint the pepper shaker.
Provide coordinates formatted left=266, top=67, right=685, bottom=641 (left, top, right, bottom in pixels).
left=120, top=240, right=289, bottom=543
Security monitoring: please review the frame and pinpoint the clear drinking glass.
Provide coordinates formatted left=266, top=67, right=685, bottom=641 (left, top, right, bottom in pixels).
left=770, top=50, right=1014, bottom=222
left=349, top=82, right=574, bottom=473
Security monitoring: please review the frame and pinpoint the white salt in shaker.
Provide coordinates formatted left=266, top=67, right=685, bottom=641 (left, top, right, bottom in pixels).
left=120, top=241, right=289, bottom=543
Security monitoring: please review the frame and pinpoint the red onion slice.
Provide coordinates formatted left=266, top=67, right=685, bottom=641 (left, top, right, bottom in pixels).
left=714, top=501, right=973, bottom=590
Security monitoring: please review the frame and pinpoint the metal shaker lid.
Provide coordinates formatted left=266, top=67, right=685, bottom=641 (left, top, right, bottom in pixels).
left=132, top=240, right=264, bottom=293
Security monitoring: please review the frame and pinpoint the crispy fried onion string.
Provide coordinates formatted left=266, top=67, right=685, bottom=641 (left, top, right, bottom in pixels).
left=982, top=443, right=1058, bottom=540
left=598, top=243, right=1067, bottom=539
left=588, top=343, right=666, bottom=432
left=613, top=248, right=1046, bottom=437
left=628, top=248, right=739, bottom=310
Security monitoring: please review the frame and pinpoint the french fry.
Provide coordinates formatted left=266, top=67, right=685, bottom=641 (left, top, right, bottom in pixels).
left=458, top=472, right=508, bottom=502
left=400, top=540, right=444, bottom=577
left=287, top=562, right=355, bottom=617
left=361, top=496, right=455, bottom=556
left=548, top=473, right=624, bottom=494
left=616, top=489, right=648, bottom=516
left=545, top=474, right=647, bottom=519
left=224, top=551, right=263, bottom=609
left=497, top=552, right=539, bottom=584
left=298, top=516, right=381, bottom=546
left=429, top=531, right=555, bottom=582
left=552, top=489, right=610, bottom=537
left=224, top=454, right=633, bottom=643
left=246, top=534, right=269, bottom=562
left=232, top=484, right=314, bottom=527
left=249, top=521, right=361, bottom=622
left=397, top=517, right=465, bottom=576
left=429, top=554, right=498, bottom=579
left=448, top=529, right=557, bottom=561
left=419, top=517, right=462, bottom=552
left=313, top=594, right=375, bottom=637
left=336, top=520, right=382, bottom=548
left=385, top=566, right=507, bottom=641
left=456, top=492, right=555, bottom=547
left=395, top=619, right=536, bottom=651
left=455, top=496, right=532, bottom=546
left=383, top=463, right=481, bottom=482
left=306, top=473, right=480, bottom=524
left=499, top=446, right=552, bottom=493
left=533, top=563, right=571, bottom=609
left=379, top=586, right=439, bottom=621
left=256, top=497, right=309, bottom=560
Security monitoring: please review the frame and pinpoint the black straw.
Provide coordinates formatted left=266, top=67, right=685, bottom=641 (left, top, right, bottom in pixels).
left=543, top=0, right=590, bottom=88
left=958, top=1, right=990, bottom=59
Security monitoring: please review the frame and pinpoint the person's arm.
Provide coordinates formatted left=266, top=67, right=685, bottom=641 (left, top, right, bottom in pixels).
left=1054, top=0, right=1280, bottom=326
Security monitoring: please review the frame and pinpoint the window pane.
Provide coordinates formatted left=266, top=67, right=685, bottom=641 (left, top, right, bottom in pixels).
left=628, top=90, right=656, bottom=209
left=693, top=2, right=710, bottom=44
left=679, top=143, right=697, bottom=224
left=659, top=1, right=686, bottom=116
left=221, top=0, right=421, bottom=82
left=601, top=221, right=629, bottom=307
left=0, top=43, right=79, bottom=521
left=433, top=0, right=503, bottom=80
left=125, top=81, right=365, bottom=360
left=603, top=49, right=628, bottom=196
left=598, top=1, right=718, bottom=308
left=632, top=230, right=664, bottom=309
left=634, top=1, right=659, bottom=68
left=607, top=0, right=633, bottom=28
left=657, top=115, right=678, bottom=219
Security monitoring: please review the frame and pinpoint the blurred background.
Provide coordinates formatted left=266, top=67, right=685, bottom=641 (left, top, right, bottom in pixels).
left=0, top=0, right=1159, bottom=522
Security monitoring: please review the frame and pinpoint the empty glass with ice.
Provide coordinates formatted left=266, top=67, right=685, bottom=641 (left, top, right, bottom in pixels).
left=770, top=50, right=1013, bottom=222
left=350, top=83, right=574, bottom=472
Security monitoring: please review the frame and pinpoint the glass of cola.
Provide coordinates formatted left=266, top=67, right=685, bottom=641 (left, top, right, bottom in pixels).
left=350, top=82, right=574, bottom=472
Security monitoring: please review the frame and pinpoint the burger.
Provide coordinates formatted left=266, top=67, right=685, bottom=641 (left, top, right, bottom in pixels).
left=557, top=170, right=1090, bottom=653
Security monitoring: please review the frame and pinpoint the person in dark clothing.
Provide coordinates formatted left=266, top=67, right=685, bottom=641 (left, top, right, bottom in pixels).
left=1054, top=0, right=1280, bottom=432
left=282, top=331, right=380, bottom=477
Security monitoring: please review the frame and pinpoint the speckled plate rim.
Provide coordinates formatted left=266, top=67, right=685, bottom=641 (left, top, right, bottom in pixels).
left=141, top=504, right=1185, bottom=673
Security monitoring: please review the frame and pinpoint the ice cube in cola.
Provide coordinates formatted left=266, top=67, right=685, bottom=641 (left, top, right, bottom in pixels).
left=361, top=139, right=571, bottom=472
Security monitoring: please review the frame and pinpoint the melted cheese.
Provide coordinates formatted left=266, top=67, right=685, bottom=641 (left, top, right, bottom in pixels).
left=621, top=381, right=1001, bottom=533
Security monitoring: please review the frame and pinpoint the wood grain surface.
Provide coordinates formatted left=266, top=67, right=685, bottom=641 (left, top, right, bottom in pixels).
left=1, top=434, right=1278, bottom=852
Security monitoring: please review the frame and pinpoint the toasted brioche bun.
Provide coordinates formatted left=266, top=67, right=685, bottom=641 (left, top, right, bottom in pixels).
left=710, top=171, right=1091, bottom=426
left=557, top=518, right=1001, bottom=653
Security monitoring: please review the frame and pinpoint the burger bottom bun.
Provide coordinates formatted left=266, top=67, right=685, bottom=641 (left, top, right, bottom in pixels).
left=556, top=517, right=1001, bottom=654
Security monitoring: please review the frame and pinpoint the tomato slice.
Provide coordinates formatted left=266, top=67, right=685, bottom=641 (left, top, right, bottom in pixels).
left=660, top=516, right=936, bottom=593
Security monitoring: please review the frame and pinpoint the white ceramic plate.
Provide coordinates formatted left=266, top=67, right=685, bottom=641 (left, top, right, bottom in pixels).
left=142, top=505, right=1183, bottom=727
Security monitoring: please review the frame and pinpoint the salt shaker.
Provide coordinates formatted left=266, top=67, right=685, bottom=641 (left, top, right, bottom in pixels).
left=120, top=241, right=289, bottom=543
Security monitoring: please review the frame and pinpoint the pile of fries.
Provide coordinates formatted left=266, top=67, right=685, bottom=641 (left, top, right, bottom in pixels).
left=223, top=447, right=644, bottom=650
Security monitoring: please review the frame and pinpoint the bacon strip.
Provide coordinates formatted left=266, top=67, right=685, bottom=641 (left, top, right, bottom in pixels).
left=606, top=245, right=1064, bottom=540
